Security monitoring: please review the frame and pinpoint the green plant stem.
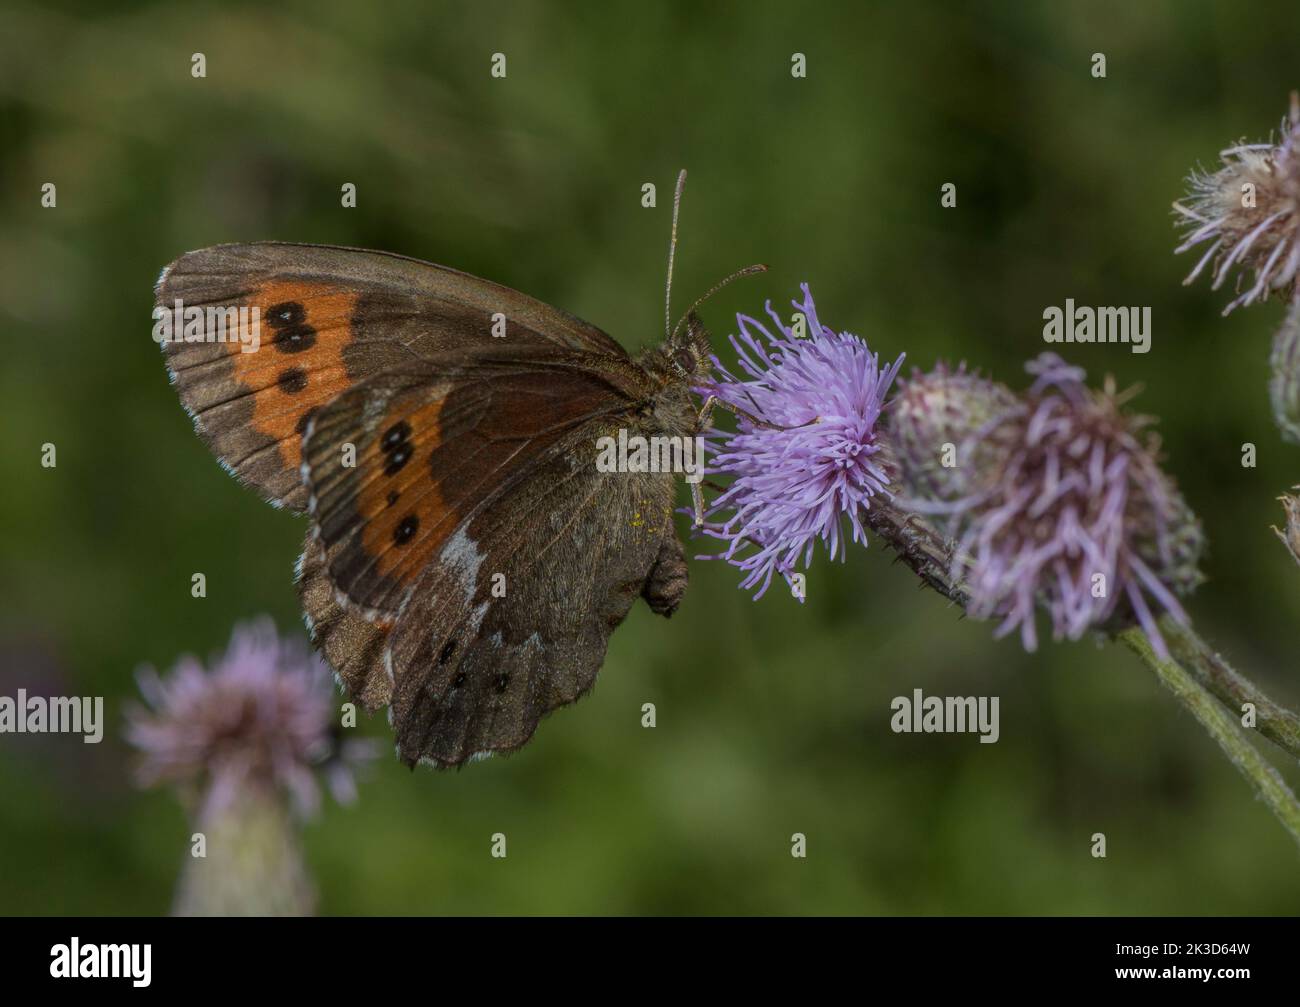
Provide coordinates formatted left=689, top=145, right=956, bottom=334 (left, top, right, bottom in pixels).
left=868, top=490, right=1300, bottom=766
left=1119, top=626, right=1300, bottom=851
left=1155, top=614, right=1300, bottom=765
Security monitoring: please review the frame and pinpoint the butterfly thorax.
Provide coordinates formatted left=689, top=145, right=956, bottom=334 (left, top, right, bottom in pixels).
left=641, top=378, right=700, bottom=439
left=632, top=311, right=713, bottom=437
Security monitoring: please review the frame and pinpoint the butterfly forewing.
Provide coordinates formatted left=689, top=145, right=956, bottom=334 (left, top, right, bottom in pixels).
left=156, top=242, right=631, bottom=511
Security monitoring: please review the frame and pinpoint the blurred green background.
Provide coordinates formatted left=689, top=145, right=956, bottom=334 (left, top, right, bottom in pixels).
left=3, top=0, right=1300, bottom=915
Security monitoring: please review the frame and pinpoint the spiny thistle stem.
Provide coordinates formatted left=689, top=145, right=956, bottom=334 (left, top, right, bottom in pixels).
left=1155, top=613, right=1300, bottom=765
left=866, top=483, right=971, bottom=609
left=1118, top=625, right=1300, bottom=851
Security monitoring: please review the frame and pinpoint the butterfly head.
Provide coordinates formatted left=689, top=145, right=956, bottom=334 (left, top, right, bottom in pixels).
left=667, top=311, right=713, bottom=381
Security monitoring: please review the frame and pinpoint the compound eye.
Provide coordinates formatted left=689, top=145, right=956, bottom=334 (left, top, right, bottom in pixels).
left=673, top=347, right=697, bottom=374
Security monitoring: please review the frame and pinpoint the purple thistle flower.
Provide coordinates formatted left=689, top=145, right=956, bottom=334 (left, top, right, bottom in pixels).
left=906, top=353, right=1202, bottom=656
left=126, top=618, right=374, bottom=820
left=695, top=284, right=904, bottom=598
left=1174, top=94, right=1300, bottom=314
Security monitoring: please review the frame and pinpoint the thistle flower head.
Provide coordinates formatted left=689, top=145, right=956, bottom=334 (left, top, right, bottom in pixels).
left=905, top=353, right=1203, bottom=655
left=1175, top=93, right=1300, bottom=313
left=888, top=362, right=1017, bottom=502
left=126, top=618, right=374, bottom=819
left=696, top=284, right=904, bottom=598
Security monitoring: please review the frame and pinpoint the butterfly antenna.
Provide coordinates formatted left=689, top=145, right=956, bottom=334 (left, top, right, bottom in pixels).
left=669, top=263, right=768, bottom=344
left=665, top=169, right=687, bottom=340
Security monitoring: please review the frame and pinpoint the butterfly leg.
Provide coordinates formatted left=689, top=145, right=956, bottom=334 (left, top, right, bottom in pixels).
left=690, top=479, right=706, bottom=527
left=642, top=528, right=689, bottom=617
left=690, top=395, right=792, bottom=526
left=696, top=393, right=718, bottom=430
left=695, top=393, right=810, bottom=433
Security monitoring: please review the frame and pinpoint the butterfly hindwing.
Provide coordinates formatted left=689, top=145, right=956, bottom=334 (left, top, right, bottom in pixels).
left=383, top=437, right=684, bottom=767
left=296, top=535, right=393, bottom=711
left=157, top=242, right=630, bottom=511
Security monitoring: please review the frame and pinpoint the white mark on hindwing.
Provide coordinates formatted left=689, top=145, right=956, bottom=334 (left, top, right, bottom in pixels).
left=440, top=527, right=485, bottom=606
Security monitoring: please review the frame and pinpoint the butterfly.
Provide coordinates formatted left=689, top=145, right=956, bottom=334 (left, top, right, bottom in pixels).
left=156, top=172, right=764, bottom=767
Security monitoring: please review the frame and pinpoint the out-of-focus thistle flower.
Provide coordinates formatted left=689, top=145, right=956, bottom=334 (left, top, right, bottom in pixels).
left=1174, top=93, right=1300, bottom=314
left=126, top=618, right=375, bottom=915
left=894, top=354, right=1203, bottom=656
left=695, top=284, right=904, bottom=598
left=128, top=618, right=371, bottom=817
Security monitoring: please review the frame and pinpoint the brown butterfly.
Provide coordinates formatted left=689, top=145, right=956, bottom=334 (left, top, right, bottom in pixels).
left=157, top=172, right=764, bottom=767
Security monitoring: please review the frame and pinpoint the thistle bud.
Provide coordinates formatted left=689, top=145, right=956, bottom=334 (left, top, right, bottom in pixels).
left=886, top=362, right=1017, bottom=502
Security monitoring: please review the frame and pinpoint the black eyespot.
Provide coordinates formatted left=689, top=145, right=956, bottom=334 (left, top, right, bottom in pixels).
left=272, top=324, right=317, bottom=353
left=384, top=447, right=411, bottom=476
left=277, top=367, right=308, bottom=393
left=382, top=421, right=412, bottom=450
left=493, top=673, right=510, bottom=694
left=386, top=490, right=400, bottom=507
left=452, top=672, right=467, bottom=688
left=438, top=639, right=457, bottom=665
left=266, top=301, right=306, bottom=328
left=393, top=514, right=419, bottom=546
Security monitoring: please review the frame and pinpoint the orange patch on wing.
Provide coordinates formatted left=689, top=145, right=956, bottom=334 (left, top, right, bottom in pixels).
left=359, top=395, right=453, bottom=581
left=224, top=280, right=360, bottom=470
